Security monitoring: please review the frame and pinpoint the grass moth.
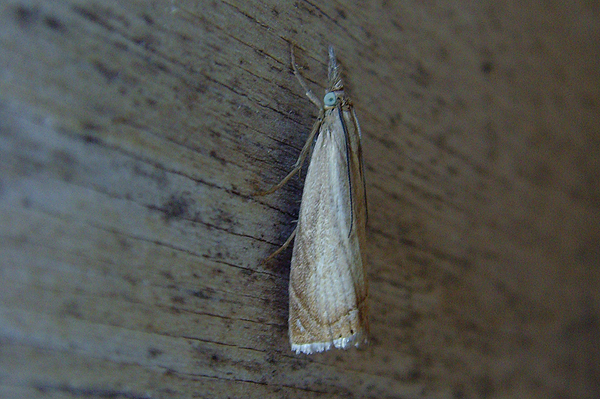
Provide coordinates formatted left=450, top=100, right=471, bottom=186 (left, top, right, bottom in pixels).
left=259, top=46, right=368, bottom=355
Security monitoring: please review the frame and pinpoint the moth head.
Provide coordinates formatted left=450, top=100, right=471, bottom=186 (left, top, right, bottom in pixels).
left=323, top=92, right=337, bottom=107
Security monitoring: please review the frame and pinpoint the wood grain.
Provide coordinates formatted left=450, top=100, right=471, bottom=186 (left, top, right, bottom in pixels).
left=1, top=0, right=598, bottom=398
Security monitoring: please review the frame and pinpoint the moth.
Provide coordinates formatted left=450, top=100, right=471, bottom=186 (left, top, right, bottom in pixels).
left=259, top=46, right=368, bottom=355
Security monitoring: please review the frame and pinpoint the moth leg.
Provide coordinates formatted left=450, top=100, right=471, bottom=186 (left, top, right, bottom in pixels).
left=262, top=227, right=297, bottom=264
left=291, top=46, right=322, bottom=109
left=253, top=45, right=326, bottom=197
left=253, top=115, right=322, bottom=196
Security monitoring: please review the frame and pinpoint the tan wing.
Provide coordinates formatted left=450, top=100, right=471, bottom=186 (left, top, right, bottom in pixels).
left=288, top=106, right=368, bottom=354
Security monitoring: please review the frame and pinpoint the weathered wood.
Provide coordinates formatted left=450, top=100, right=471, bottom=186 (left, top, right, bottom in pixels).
left=1, top=0, right=598, bottom=398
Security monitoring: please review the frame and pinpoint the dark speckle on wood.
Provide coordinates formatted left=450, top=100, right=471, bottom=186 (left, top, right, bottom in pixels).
left=147, top=348, right=163, bottom=358
left=209, top=150, right=228, bottom=166
left=43, top=15, right=67, bottom=33
left=171, top=296, right=186, bottom=305
left=13, top=5, right=39, bottom=27
left=93, top=60, right=120, bottom=83
left=141, top=14, right=154, bottom=25
left=160, top=194, right=191, bottom=220
left=481, top=61, right=493, bottom=74
left=193, top=288, right=215, bottom=299
left=71, top=5, right=114, bottom=31
left=410, top=62, right=431, bottom=88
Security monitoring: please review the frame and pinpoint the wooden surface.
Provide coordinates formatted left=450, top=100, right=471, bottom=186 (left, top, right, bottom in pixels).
left=1, top=0, right=599, bottom=398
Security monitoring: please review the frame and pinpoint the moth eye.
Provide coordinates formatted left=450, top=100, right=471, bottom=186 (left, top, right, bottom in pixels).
left=323, top=92, right=337, bottom=106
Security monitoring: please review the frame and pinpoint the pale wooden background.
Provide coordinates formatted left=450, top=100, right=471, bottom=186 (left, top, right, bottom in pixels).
left=1, top=0, right=599, bottom=398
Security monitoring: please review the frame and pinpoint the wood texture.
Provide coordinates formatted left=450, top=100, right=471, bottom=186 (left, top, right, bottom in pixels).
left=1, top=0, right=598, bottom=398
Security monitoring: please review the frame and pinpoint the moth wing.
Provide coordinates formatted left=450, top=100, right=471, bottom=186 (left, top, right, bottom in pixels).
left=288, top=110, right=368, bottom=354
